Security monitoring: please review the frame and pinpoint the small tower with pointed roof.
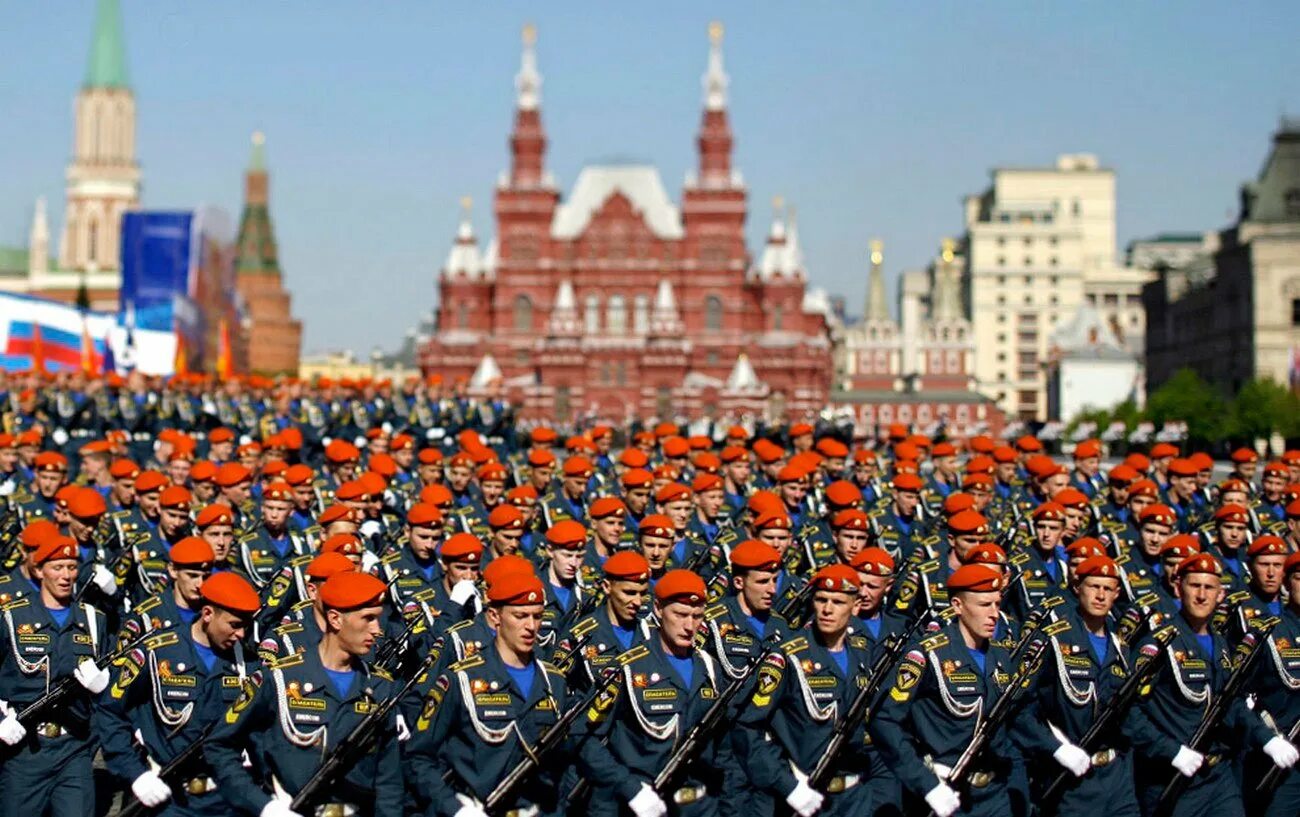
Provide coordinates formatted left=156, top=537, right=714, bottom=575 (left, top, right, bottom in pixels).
left=841, top=239, right=901, bottom=391
left=59, top=0, right=141, bottom=283
left=234, top=131, right=302, bottom=374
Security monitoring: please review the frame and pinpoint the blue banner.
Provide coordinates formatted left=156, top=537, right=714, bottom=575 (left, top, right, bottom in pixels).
left=119, top=211, right=195, bottom=332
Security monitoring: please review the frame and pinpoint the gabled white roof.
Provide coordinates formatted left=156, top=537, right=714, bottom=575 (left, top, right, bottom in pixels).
left=725, top=353, right=763, bottom=391
left=551, top=166, right=684, bottom=240
left=469, top=353, right=502, bottom=387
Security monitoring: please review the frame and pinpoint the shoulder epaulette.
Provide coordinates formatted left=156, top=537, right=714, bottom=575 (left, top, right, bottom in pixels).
left=848, top=635, right=868, bottom=650
left=449, top=653, right=486, bottom=673
left=273, top=621, right=304, bottom=635
left=448, top=619, right=474, bottom=633
left=920, top=534, right=941, bottom=547
left=370, top=665, right=394, bottom=682
left=0, top=597, right=31, bottom=612
left=540, top=660, right=563, bottom=676
left=269, top=652, right=305, bottom=669
left=1042, top=595, right=1065, bottom=609
left=238, top=531, right=259, bottom=543
left=1225, top=590, right=1251, bottom=605
left=1153, top=624, right=1178, bottom=644
left=1009, top=552, right=1032, bottom=567
left=918, top=559, right=941, bottom=575
left=704, top=603, right=727, bottom=621
left=144, top=631, right=179, bottom=650
left=920, top=632, right=950, bottom=651
left=1136, top=592, right=1160, bottom=608
left=288, top=554, right=313, bottom=567
left=1042, top=619, right=1071, bottom=637
left=569, top=616, right=598, bottom=638
left=781, top=636, right=809, bottom=654
left=379, top=551, right=402, bottom=565
left=134, top=596, right=161, bottom=613
left=616, top=644, right=650, bottom=666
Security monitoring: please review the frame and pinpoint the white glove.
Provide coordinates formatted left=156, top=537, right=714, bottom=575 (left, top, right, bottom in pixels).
left=924, top=782, right=961, bottom=817
left=1264, top=735, right=1300, bottom=769
left=395, top=713, right=411, bottom=743
left=360, top=550, right=381, bottom=573
left=259, top=795, right=304, bottom=817
left=452, top=793, right=488, bottom=817
left=628, top=782, right=668, bottom=817
left=74, top=659, right=111, bottom=694
left=1171, top=745, right=1204, bottom=777
left=359, top=519, right=383, bottom=539
left=52, top=428, right=69, bottom=446
left=1053, top=742, right=1092, bottom=777
left=93, top=564, right=118, bottom=596
left=0, top=711, right=26, bottom=746
left=354, top=435, right=368, bottom=449
left=450, top=579, right=479, bottom=606
left=130, top=770, right=172, bottom=807
left=785, top=778, right=824, bottom=817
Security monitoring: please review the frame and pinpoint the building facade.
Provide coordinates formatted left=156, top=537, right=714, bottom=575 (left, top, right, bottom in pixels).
left=234, top=133, right=302, bottom=375
left=418, top=24, right=834, bottom=422
left=963, top=154, right=1150, bottom=421
left=1144, top=121, right=1300, bottom=393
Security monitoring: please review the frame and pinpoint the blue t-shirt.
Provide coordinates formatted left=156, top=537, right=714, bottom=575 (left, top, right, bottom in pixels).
left=551, top=583, right=574, bottom=613
left=46, top=605, right=70, bottom=628
left=827, top=646, right=849, bottom=677
left=268, top=534, right=291, bottom=559
left=177, top=606, right=198, bottom=626
left=1043, top=558, right=1060, bottom=584
left=1195, top=634, right=1214, bottom=662
left=611, top=623, right=637, bottom=651
left=414, top=556, right=438, bottom=582
left=193, top=640, right=218, bottom=672
left=666, top=652, right=694, bottom=688
left=860, top=615, right=882, bottom=640
left=1268, top=599, right=1283, bottom=617
left=324, top=668, right=356, bottom=699
left=967, top=645, right=988, bottom=675
left=1087, top=632, right=1110, bottom=665
left=744, top=613, right=769, bottom=639
left=672, top=540, right=688, bottom=566
left=505, top=661, right=537, bottom=698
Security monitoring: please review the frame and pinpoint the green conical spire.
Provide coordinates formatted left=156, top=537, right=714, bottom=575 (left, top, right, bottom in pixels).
left=249, top=131, right=266, bottom=171
left=84, top=0, right=129, bottom=89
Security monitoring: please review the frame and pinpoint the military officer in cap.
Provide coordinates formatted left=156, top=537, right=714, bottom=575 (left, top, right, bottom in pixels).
left=1126, top=552, right=1299, bottom=817
left=1011, top=555, right=1138, bottom=817
left=701, top=540, right=791, bottom=684
left=873, top=474, right=924, bottom=563
left=584, top=496, right=633, bottom=584
left=213, top=463, right=257, bottom=534
left=870, top=564, right=1027, bottom=817
left=539, top=456, right=593, bottom=530
left=257, top=552, right=356, bottom=662
left=237, top=481, right=311, bottom=589
left=1222, top=535, right=1288, bottom=644
left=537, top=520, right=595, bottom=656
left=485, top=505, right=528, bottom=568
left=575, top=569, right=737, bottom=817
left=11, top=450, right=67, bottom=525
left=194, top=503, right=238, bottom=574
left=404, top=567, right=570, bottom=817
left=119, top=536, right=216, bottom=640
left=1004, top=502, right=1071, bottom=623
left=0, top=519, right=57, bottom=602
left=0, top=535, right=112, bottom=817
left=207, top=571, right=402, bottom=817
left=552, top=550, right=653, bottom=692
left=1242, top=551, right=1300, bottom=816
left=441, top=555, right=536, bottom=664
left=96, top=571, right=262, bottom=816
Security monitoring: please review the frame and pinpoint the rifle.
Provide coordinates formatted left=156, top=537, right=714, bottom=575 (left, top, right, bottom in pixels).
left=289, top=644, right=442, bottom=814
left=777, top=578, right=815, bottom=629
left=652, top=638, right=779, bottom=798
left=372, top=612, right=424, bottom=675
left=1154, top=624, right=1275, bottom=817
left=117, top=722, right=218, bottom=817
left=482, top=665, right=619, bottom=814
left=1038, top=624, right=1177, bottom=805
left=1256, top=712, right=1300, bottom=797
left=17, top=631, right=151, bottom=726
left=932, top=638, right=1049, bottom=816
left=807, top=613, right=929, bottom=790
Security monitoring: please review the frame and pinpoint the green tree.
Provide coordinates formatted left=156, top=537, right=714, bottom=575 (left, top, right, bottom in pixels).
left=1145, top=368, right=1233, bottom=445
left=1231, top=378, right=1300, bottom=440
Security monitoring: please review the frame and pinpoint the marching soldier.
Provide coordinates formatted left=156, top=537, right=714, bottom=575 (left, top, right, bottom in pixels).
left=119, top=537, right=216, bottom=639
left=552, top=550, right=654, bottom=691
left=257, top=551, right=356, bottom=662
left=701, top=540, right=792, bottom=683
left=1242, top=551, right=1300, bottom=816
left=96, top=571, right=261, bottom=816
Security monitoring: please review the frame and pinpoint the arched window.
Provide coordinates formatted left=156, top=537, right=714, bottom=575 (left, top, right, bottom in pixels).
left=513, top=294, right=533, bottom=331
left=607, top=295, right=627, bottom=335
left=633, top=294, right=650, bottom=334
left=584, top=295, right=600, bottom=334
left=705, top=295, right=723, bottom=332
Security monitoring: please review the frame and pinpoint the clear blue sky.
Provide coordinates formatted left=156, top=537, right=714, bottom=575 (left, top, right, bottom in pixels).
left=3, top=2, right=1298, bottom=353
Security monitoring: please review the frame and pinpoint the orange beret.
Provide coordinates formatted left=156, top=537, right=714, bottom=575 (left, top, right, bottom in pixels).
left=754, top=442, right=786, bottom=465
left=729, top=540, right=781, bottom=572
left=851, top=547, right=895, bottom=576
left=753, top=510, right=792, bottom=531
left=214, top=463, right=252, bottom=488
left=159, top=485, right=192, bottom=509
left=948, top=510, right=990, bottom=536
left=1214, top=504, right=1250, bottom=526
left=1188, top=452, right=1214, bottom=472
left=135, top=470, right=169, bottom=493
left=367, top=453, right=397, bottom=478
left=620, top=468, right=653, bottom=489
left=962, top=473, right=994, bottom=490
left=638, top=514, right=676, bottom=539
left=1167, top=458, right=1198, bottom=477
left=1139, top=503, right=1177, bottom=527
left=832, top=509, right=871, bottom=531
left=1230, top=447, right=1258, bottom=464
left=190, top=461, right=217, bottom=483
left=1026, top=455, right=1065, bottom=480
left=486, top=570, right=546, bottom=607
left=335, top=480, right=371, bottom=502
left=660, top=437, right=689, bottom=459
left=776, top=464, right=806, bottom=484
left=825, top=480, right=863, bottom=509
left=195, top=504, right=234, bottom=528
left=530, top=426, right=558, bottom=444
left=441, top=532, right=485, bottom=562
left=1160, top=534, right=1201, bottom=559
left=1073, top=440, right=1102, bottom=460
left=1124, top=453, right=1151, bottom=472
left=320, top=571, right=387, bottom=610
left=1175, top=552, right=1221, bottom=579
left=590, top=497, right=626, bottom=519
left=283, top=464, right=314, bottom=486
left=942, top=493, right=976, bottom=516
left=892, top=473, right=923, bottom=492
left=319, top=504, right=359, bottom=526
left=1127, top=479, right=1159, bottom=499
left=262, top=460, right=288, bottom=479
left=325, top=440, right=362, bottom=464
left=931, top=442, right=957, bottom=458
left=1032, top=502, right=1066, bottom=523
left=34, top=451, right=68, bottom=472
left=604, top=550, right=651, bottom=581
left=477, top=462, right=508, bottom=483
left=1075, top=555, right=1121, bottom=579
left=1064, top=538, right=1107, bottom=560
left=965, top=543, right=1007, bottom=566
left=321, top=533, right=364, bottom=556
left=1287, top=499, right=1300, bottom=520
left=545, top=520, right=588, bottom=550
left=33, top=535, right=79, bottom=566
left=1264, top=461, right=1290, bottom=477
left=655, top=482, right=692, bottom=504
left=417, top=447, right=444, bottom=465
left=68, top=487, right=108, bottom=519
left=1053, top=488, right=1089, bottom=509
left=720, top=446, right=748, bottom=464
left=562, top=456, right=594, bottom=478
left=619, top=448, right=650, bottom=468
left=1150, top=443, right=1179, bottom=459
left=1107, top=464, right=1138, bottom=485
left=527, top=448, right=556, bottom=467
left=358, top=472, right=387, bottom=496
left=967, top=456, right=995, bottom=475
left=811, top=564, right=860, bottom=593
left=654, top=569, right=707, bottom=604
left=208, top=427, right=236, bottom=444
left=992, top=445, right=1017, bottom=464
left=1285, top=552, right=1300, bottom=577
left=20, top=519, right=59, bottom=550
left=420, top=484, right=453, bottom=507
left=481, top=554, right=535, bottom=588
left=199, top=572, right=261, bottom=614
left=1015, top=435, right=1043, bottom=453
left=690, top=473, right=722, bottom=494
left=507, top=485, right=539, bottom=506
left=815, top=438, right=849, bottom=458
left=968, top=435, right=996, bottom=454
left=169, top=536, right=215, bottom=567
left=307, top=552, right=356, bottom=581
left=1248, top=535, right=1288, bottom=558
left=109, top=459, right=141, bottom=479
left=488, top=504, right=525, bottom=530
left=947, top=564, right=1005, bottom=593
left=789, top=423, right=814, bottom=438
left=406, top=503, right=444, bottom=528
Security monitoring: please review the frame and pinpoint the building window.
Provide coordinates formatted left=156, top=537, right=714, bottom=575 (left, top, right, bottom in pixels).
left=996, top=352, right=1007, bottom=362
left=946, top=350, right=960, bottom=370
left=1103, top=293, right=1118, bottom=307
left=996, top=275, right=1006, bottom=285
left=1049, top=295, right=1058, bottom=305
left=87, top=220, right=98, bottom=264
left=1018, top=351, right=1036, bottom=366
left=1286, top=189, right=1300, bottom=218
left=772, top=305, right=784, bottom=331
left=997, top=313, right=1007, bottom=324
left=1072, top=200, right=1081, bottom=216
left=997, top=256, right=1006, bottom=267
left=555, top=386, right=571, bottom=423
left=656, top=386, right=671, bottom=418
left=1023, top=237, right=1032, bottom=247
left=584, top=294, right=600, bottom=333
left=1019, top=390, right=1038, bottom=404
left=633, top=294, right=649, bottom=334
left=616, top=361, right=627, bottom=385
left=997, top=295, right=1006, bottom=306
left=997, top=333, right=1006, bottom=343
left=1049, top=256, right=1059, bottom=267
left=456, top=301, right=469, bottom=329
left=705, top=295, right=723, bottom=332
left=706, top=350, right=719, bottom=367
left=513, top=295, right=533, bottom=331
left=600, top=361, right=611, bottom=384
left=1049, top=276, right=1058, bottom=286
left=1023, top=294, right=1032, bottom=304
left=606, top=295, right=627, bottom=335
left=997, top=237, right=1006, bottom=247
left=1049, top=236, right=1058, bottom=246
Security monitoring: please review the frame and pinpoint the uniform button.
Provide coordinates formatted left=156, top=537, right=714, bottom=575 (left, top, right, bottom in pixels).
left=650, top=673, right=660, bottom=683
left=177, top=663, right=186, bottom=672
left=597, top=643, right=606, bottom=651
left=164, top=620, right=172, bottom=628
left=303, top=683, right=314, bottom=693
left=490, top=681, right=500, bottom=690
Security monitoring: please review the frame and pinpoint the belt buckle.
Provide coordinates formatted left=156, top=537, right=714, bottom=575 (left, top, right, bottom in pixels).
left=38, top=723, right=60, bottom=738
left=185, top=778, right=207, bottom=796
left=1091, top=750, right=1113, bottom=767
left=969, top=771, right=993, bottom=789
left=318, top=806, right=345, bottom=817
left=827, top=776, right=845, bottom=794
left=674, top=786, right=700, bottom=805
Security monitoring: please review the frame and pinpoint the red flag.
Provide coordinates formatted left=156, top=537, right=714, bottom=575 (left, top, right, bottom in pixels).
left=174, top=332, right=189, bottom=376
left=81, top=319, right=98, bottom=375
left=217, top=318, right=233, bottom=379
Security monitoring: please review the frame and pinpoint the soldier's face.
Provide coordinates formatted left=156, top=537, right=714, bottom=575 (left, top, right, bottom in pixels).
left=168, top=459, right=191, bottom=486
left=664, top=500, right=693, bottom=531
left=530, top=465, right=553, bottom=489
left=952, top=534, right=982, bottom=562
left=1221, top=491, right=1248, bottom=508
left=408, top=524, right=442, bottom=560
left=996, top=462, right=1017, bottom=483
left=1170, top=475, right=1196, bottom=500
left=1289, top=573, right=1300, bottom=611
left=856, top=574, right=893, bottom=616
left=1264, top=472, right=1286, bottom=499
left=480, top=480, right=505, bottom=506
left=697, top=490, right=725, bottom=520
left=443, top=560, right=479, bottom=585
left=160, top=507, right=191, bottom=539
left=735, top=569, right=777, bottom=614
left=1042, top=474, right=1069, bottom=497
left=139, top=490, right=162, bottom=517
left=1077, top=456, right=1101, bottom=477
left=193, top=482, right=217, bottom=502
left=1140, top=523, right=1172, bottom=558
left=594, top=515, right=625, bottom=546
left=1075, top=576, right=1120, bottom=619
left=210, top=441, right=233, bottom=462
left=202, top=525, right=234, bottom=560
left=780, top=481, right=806, bottom=507
left=489, top=603, right=543, bottom=656
left=1063, top=509, right=1087, bottom=538
left=834, top=528, right=869, bottom=563
left=0, top=447, right=16, bottom=472
left=1238, top=461, right=1258, bottom=480
left=952, top=590, right=1001, bottom=641
left=562, top=475, right=587, bottom=497
left=656, top=600, right=704, bottom=655
left=624, top=486, right=651, bottom=514
left=36, top=558, right=78, bottom=602
left=418, top=463, right=441, bottom=484
left=726, top=460, right=751, bottom=485
left=639, top=536, right=672, bottom=570
left=1128, top=494, right=1154, bottom=517
left=169, top=565, right=211, bottom=606
left=291, top=484, right=312, bottom=509
left=854, top=462, right=878, bottom=481
left=393, top=448, right=414, bottom=469
left=1219, top=521, right=1248, bottom=549
left=1251, top=554, right=1287, bottom=596
left=35, top=469, right=65, bottom=499
left=933, top=456, right=958, bottom=477
left=1176, top=574, right=1224, bottom=621
left=812, top=590, right=854, bottom=637
left=223, top=481, right=251, bottom=506
left=327, top=604, right=384, bottom=657
left=262, top=499, right=292, bottom=531
left=604, top=579, right=648, bottom=624
left=968, top=485, right=993, bottom=510
left=550, top=547, right=585, bottom=581
left=492, top=529, right=523, bottom=557
left=757, top=528, right=792, bottom=556
left=1108, top=484, right=1130, bottom=505
left=894, top=490, right=919, bottom=516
